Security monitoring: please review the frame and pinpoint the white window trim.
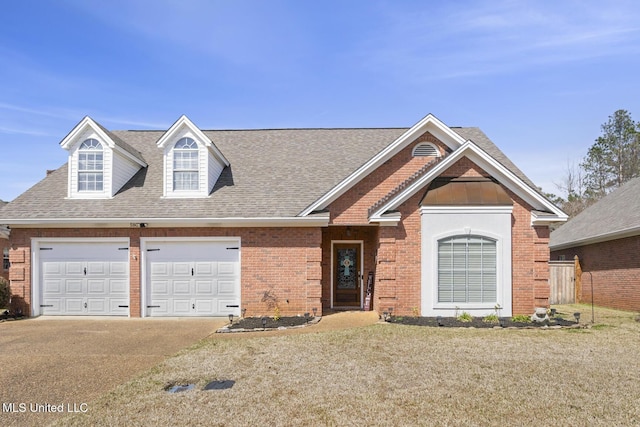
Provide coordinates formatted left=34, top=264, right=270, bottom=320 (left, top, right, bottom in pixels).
left=172, top=137, right=200, bottom=192
left=77, top=139, right=105, bottom=193
left=421, top=206, right=512, bottom=317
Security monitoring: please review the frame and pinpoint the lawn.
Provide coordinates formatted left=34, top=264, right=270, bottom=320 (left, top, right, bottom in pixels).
left=57, top=305, right=640, bottom=426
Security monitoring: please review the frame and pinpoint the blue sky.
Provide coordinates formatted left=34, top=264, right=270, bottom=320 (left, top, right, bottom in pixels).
left=1, top=0, right=639, bottom=202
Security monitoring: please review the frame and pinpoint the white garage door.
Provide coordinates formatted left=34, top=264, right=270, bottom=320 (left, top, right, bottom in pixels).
left=144, top=239, right=240, bottom=317
left=39, top=241, right=130, bottom=316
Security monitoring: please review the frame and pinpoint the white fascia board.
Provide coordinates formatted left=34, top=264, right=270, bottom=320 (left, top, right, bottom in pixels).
left=157, top=115, right=230, bottom=167
left=550, top=225, right=640, bottom=251
left=531, top=211, right=568, bottom=227
left=299, top=113, right=465, bottom=217
left=4, top=216, right=330, bottom=228
left=370, top=141, right=568, bottom=221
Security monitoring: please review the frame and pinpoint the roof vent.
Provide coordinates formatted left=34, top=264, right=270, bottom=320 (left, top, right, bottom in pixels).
left=412, top=143, right=439, bottom=157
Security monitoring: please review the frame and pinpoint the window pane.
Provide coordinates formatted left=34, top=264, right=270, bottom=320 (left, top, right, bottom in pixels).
left=438, top=235, right=497, bottom=304
left=174, top=171, right=199, bottom=191
left=174, top=151, right=198, bottom=170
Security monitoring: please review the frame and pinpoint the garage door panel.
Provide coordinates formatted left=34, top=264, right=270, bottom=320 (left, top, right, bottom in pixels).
left=43, top=279, right=62, bottom=294
left=87, top=262, right=106, bottom=276
left=173, top=263, right=191, bottom=276
left=39, top=241, right=130, bottom=316
left=87, top=279, right=107, bottom=294
left=194, top=262, right=215, bottom=276
left=218, top=280, right=236, bottom=295
left=172, top=299, right=192, bottom=314
left=43, top=262, right=63, bottom=276
left=87, top=298, right=107, bottom=314
left=218, top=300, right=239, bottom=314
left=66, top=262, right=84, bottom=276
left=109, top=299, right=129, bottom=314
left=146, top=240, right=240, bottom=317
left=151, top=280, right=170, bottom=294
left=173, top=280, right=191, bottom=294
left=65, top=279, right=83, bottom=294
left=65, top=299, right=85, bottom=314
left=195, top=280, right=215, bottom=294
left=194, top=299, right=214, bottom=314
left=218, top=262, right=236, bottom=276
left=151, top=263, right=169, bottom=275
left=110, top=279, right=128, bottom=294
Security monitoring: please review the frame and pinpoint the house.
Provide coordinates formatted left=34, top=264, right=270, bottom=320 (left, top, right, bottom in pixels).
left=550, top=177, right=640, bottom=311
left=0, top=114, right=566, bottom=318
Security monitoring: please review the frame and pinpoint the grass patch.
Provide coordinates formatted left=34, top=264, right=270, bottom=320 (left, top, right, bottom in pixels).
left=55, top=305, right=640, bottom=426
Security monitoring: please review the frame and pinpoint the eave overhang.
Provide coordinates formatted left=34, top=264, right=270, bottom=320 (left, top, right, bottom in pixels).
left=369, top=140, right=568, bottom=224
left=1, top=216, right=330, bottom=229
left=550, top=225, right=640, bottom=251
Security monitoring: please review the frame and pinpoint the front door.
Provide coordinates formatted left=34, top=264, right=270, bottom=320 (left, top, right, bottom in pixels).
left=333, top=243, right=361, bottom=308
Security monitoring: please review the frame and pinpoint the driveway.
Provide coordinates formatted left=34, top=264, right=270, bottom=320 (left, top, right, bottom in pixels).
left=0, top=316, right=226, bottom=427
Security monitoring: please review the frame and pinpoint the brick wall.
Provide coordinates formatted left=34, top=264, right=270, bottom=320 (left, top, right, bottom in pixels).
left=551, top=236, right=640, bottom=312
left=9, top=226, right=322, bottom=317
left=330, top=133, right=447, bottom=224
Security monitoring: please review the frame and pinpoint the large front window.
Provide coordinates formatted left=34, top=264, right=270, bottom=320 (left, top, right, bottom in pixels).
left=173, top=137, right=199, bottom=191
left=438, top=235, right=496, bottom=303
left=78, top=139, right=103, bottom=191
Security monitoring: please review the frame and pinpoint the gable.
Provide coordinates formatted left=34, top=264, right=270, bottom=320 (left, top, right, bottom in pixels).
left=156, top=115, right=229, bottom=198
left=328, top=131, right=449, bottom=225
left=368, top=141, right=567, bottom=226
left=60, top=117, right=146, bottom=199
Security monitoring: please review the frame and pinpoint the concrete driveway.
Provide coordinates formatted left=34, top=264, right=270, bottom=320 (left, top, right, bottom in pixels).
left=0, top=316, right=226, bottom=427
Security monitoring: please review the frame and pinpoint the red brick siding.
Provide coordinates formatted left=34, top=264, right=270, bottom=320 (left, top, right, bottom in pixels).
left=9, top=227, right=322, bottom=317
left=551, top=236, right=640, bottom=312
left=330, top=133, right=447, bottom=224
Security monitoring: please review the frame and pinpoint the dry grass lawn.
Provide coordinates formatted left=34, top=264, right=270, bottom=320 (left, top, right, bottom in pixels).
left=56, top=305, right=640, bottom=426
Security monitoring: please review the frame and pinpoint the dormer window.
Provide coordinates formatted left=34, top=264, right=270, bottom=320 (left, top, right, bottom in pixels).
left=173, top=137, right=199, bottom=191
left=78, top=139, right=104, bottom=191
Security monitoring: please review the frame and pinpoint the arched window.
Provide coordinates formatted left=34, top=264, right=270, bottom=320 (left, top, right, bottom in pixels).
left=412, top=143, right=440, bottom=157
left=438, top=235, right=496, bottom=303
left=78, top=139, right=104, bottom=191
left=173, top=137, right=199, bottom=191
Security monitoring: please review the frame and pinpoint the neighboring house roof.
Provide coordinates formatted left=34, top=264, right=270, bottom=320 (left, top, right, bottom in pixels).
left=0, top=201, right=8, bottom=239
left=550, top=176, right=640, bottom=250
left=0, top=116, right=563, bottom=226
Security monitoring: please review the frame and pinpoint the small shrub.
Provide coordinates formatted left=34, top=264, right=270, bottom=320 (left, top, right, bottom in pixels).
left=273, top=306, right=281, bottom=321
left=483, top=313, right=499, bottom=324
left=411, top=307, right=419, bottom=317
left=457, top=311, right=473, bottom=322
left=511, top=314, right=531, bottom=323
left=0, top=277, right=10, bottom=309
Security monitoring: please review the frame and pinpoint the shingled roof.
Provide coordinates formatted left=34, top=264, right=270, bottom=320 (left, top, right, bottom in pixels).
left=0, top=125, right=540, bottom=221
left=550, top=176, right=640, bottom=250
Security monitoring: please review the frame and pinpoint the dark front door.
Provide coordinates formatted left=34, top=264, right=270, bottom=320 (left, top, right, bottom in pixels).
left=333, top=243, right=361, bottom=307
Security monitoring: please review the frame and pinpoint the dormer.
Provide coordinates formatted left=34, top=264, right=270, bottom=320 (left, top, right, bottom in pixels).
left=156, top=115, right=230, bottom=198
left=60, top=117, right=147, bottom=199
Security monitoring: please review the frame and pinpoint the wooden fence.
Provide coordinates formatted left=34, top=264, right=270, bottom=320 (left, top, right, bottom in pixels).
left=549, top=258, right=577, bottom=304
